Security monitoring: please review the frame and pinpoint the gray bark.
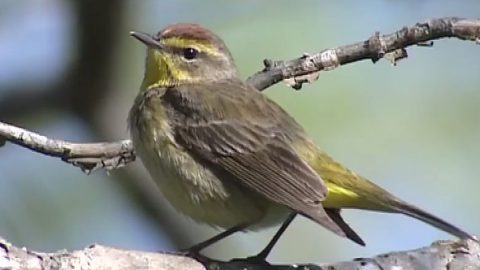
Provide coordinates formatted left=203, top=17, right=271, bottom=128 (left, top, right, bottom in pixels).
left=1, top=237, right=479, bottom=270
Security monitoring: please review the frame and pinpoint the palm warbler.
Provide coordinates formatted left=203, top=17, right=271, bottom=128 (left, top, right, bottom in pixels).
left=128, top=23, right=474, bottom=258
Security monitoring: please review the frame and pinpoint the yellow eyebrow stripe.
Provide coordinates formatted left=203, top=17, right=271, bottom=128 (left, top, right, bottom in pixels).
left=161, top=37, right=220, bottom=56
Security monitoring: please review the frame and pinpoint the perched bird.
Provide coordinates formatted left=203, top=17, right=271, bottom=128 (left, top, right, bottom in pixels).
left=128, top=23, right=475, bottom=258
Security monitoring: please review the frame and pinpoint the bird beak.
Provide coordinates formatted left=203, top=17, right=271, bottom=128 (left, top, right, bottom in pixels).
left=130, top=31, right=164, bottom=50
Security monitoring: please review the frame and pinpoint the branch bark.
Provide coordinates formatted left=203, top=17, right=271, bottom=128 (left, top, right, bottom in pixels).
left=1, top=237, right=479, bottom=270
left=1, top=17, right=478, bottom=172
left=0, top=122, right=133, bottom=173
left=246, top=17, right=480, bottom=90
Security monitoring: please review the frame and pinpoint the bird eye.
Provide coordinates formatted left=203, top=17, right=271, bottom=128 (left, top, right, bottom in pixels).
left=182, top=47, right=199, bottom=60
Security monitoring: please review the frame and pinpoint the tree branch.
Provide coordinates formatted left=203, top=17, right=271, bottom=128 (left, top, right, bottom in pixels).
left=1, top=17, right=478, bottom=172
left=0, top=122, right=134, bottom=173
left=1, top=237, right=479, bottom=270
left=246, top=17, right=480, bottom=90
left=1, top=15, right=480, bottom=270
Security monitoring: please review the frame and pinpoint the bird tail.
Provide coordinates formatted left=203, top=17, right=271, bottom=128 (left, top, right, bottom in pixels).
left=325, top=208, right=366, bottom=246
left=348, top=175, right=476, bottom=241
left=387, top=198, right=476, bottom=241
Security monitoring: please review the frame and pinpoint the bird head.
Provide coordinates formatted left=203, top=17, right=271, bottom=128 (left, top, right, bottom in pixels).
left=130, top=23, right=239, bottom=90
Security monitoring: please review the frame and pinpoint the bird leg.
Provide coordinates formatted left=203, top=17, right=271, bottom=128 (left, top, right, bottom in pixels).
left=248, top=213, right=297, bottom=262
left=183, top=223, right=248, bottom=256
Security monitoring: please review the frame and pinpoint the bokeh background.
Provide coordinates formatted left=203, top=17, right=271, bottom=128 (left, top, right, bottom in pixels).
left=0, top=0, right=479, bottom=264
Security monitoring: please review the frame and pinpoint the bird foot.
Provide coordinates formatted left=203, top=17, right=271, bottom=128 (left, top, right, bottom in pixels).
left=230, top=254, right=272, bottom=267
left=175, top=248, right=212, bottom=265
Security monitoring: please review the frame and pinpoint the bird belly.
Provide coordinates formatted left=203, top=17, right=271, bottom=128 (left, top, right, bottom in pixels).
left=130, top=122, right=288, bottom=230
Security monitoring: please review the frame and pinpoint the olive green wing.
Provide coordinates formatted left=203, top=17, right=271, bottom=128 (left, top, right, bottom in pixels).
left=162, top=85, right=346, bottom=237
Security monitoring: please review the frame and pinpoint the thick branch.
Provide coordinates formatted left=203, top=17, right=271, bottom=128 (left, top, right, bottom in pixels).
left=1, top=237, right=479, bottom=270
left=0, top=16, right=479, bottom=172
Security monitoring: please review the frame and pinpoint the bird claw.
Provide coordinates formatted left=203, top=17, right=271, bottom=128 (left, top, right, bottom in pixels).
left=175, top=248, right=212, bottom=265
left=230, top=255, right=272, bottom=267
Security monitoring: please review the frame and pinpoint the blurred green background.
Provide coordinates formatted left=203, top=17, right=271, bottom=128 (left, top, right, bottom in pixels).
left=0, top=0, right=479, bottom=264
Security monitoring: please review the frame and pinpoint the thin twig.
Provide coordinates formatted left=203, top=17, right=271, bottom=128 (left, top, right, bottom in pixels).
left=0, top=122, right=134, bottom=173
left=246, top=17, right=480, bottom=90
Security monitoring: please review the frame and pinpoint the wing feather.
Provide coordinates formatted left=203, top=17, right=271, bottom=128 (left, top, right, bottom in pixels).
left=161, top=83, right=346, bottom=236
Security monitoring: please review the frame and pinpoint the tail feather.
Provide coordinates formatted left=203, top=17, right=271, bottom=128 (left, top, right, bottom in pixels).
left=342, top=174, right=476, bottom=241
left=390, top=200, right=476, bottom=241
left=325, top=208, right=365, bottom=246
left=301, top=205, right=348, bottom=240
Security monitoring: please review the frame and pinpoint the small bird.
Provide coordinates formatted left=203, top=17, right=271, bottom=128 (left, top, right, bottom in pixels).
left=128, top=23, right=475, bottom=258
